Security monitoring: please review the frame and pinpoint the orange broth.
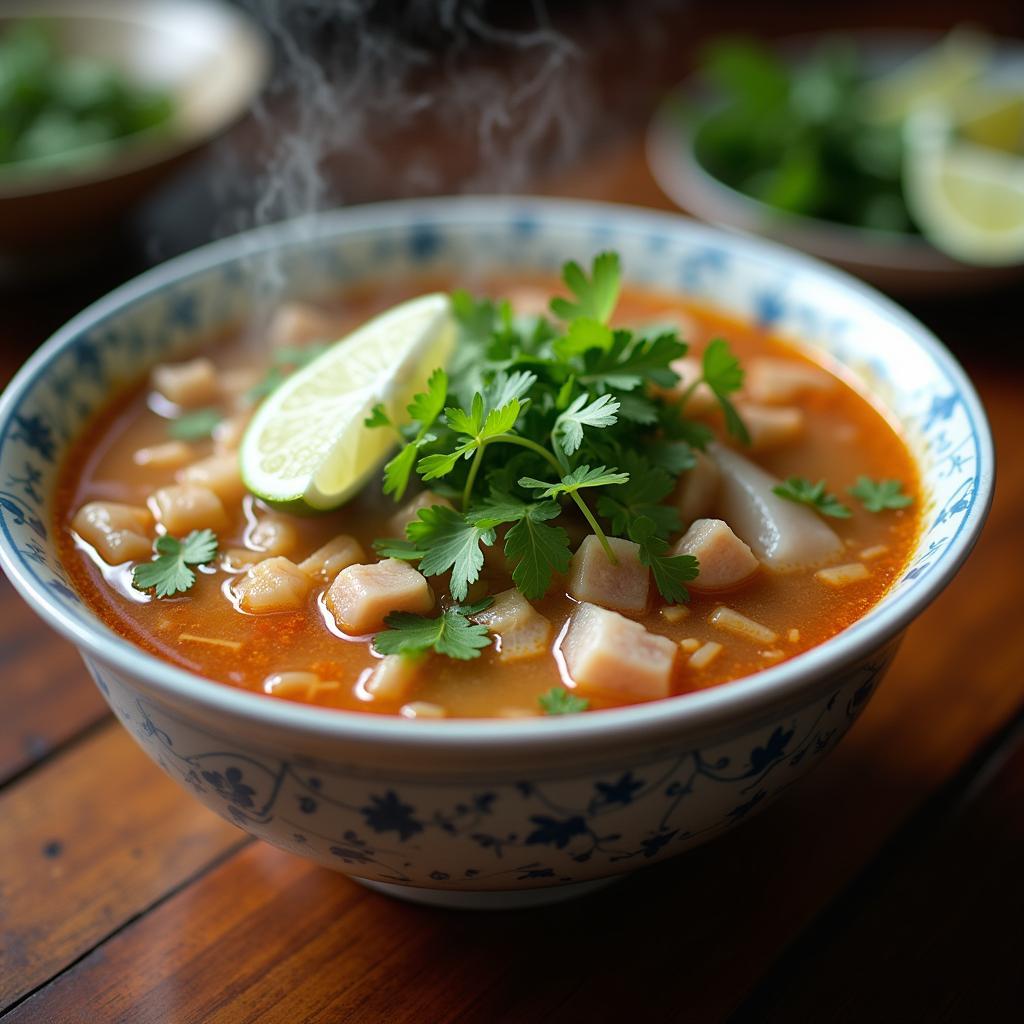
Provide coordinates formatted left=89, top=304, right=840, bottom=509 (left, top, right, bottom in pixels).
left=55, top=277, right=920, bottom=718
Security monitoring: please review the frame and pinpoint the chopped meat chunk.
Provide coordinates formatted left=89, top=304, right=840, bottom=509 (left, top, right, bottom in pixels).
left=266, top=302, right=335, bottom=348
left=387, top=491, right=454, bottom=538
left=674, top=449, right=721, bottom=528
left=365, top=654, right=422, bottom=702
left=672, top=518, right=759, bottom=592
left=298, top=535, right=366, bottom=581
left=234, top=557, right=312, bottom=614
left=133, top=441, right=193, bottom=470
left=470, top=588, right=551, bottom=662
left=567, top=535, right=649, bottom=613
left=562, top=602, right=677, bottom=701
left=151, top=358, right=219, bottom=408
left=149, top=484, right=229, bottom=535
left=735, top=403, right=805, bottom=452
left=248, top=516, right=299, bottom=558
left=746, top=357, right=833, bottom=405
left=72, top=501, right=153, bottom=564
left=326, top=558, right=434, bottom=635
left=177, top=453, right=247, bottom=505
left=666, top=355, right=716, bottom=414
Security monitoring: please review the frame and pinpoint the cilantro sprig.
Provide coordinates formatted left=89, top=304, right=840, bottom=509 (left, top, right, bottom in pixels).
left=168, top=408, right=221, bottom=442
left=373, top=600, right=493, bottom=660
left=539, top=687, right=590, bottom=715
left=131, top=529, right=218, bottom=598
left=772, top=477, right=852, bottom=519
left=850, top=476, right=913, bottom=512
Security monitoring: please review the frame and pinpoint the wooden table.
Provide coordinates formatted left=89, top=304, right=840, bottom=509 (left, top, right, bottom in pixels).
left=1, top=139, right=1022, bottom=1024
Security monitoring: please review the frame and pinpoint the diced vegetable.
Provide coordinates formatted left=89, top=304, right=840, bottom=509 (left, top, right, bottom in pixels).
left=566, top=534, right=650, bottom=613
left=326, top=558, right=434, bottom=635
left=672, top=518, right=759, bottom=591
left=562, top=602, right=677, bottom=701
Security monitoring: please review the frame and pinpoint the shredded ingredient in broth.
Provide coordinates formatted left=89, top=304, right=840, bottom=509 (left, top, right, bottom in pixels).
left=55, top=266, right=920, bottom=719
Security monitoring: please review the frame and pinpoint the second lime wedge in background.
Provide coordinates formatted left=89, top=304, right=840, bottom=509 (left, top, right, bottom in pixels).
left=241, top=294, right=456, bottom=511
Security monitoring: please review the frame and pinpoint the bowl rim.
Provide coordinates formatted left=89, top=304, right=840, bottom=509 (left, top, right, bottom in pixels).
left=0, top=195, right=995, bottom=752
left=645, top=29, right=1024, bottom=276
left=0, top=0, right=271, bottom=201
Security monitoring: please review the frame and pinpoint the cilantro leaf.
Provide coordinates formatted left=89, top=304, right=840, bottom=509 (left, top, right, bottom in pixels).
left=552, top=318, right=614, bottom=360
left=581, top=330, right=686, bottom=391
left=553, top=393, right=620, bottom=456
left=363, top=404, right=392, bottom=429
left=504, top=508, right=571, bottom=600
left=772, top=476, right=852, bottom=518
left=131, top=529, right=218, bottom=598
left=372, top=537, right=426, bottom=560
left=614, top=391, right=659, bottom=425
left=849, top=476, right=913, bottom=512
left=519, top=464, right=629, bottom=499
left=168, top=408, right=221, bottom=442
left=549, top=252, right=621, bottom=324
left=539, top=687, right=590, bottom=715
left=379, top=369, right=449, bottom=499
left=373, top=604, right=493, bottom=660
left=646, top=439, right=697, bottom=474
left=628, top=515, right=699, bottom=604
left=406, top=505, right=495, bottom=601
left=701, top=338, right=750, bottom=444
left=596, top=453, right=681, bottom=539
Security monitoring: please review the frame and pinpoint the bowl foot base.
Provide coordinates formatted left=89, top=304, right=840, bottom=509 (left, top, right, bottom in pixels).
left=355, top=876, right=617, bottom=910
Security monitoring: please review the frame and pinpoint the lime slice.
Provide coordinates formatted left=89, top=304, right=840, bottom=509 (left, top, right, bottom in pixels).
left=860, top=27, right=991, bottom=124
left=957, top=89, right=1024, bottom=153
left=904, top=109, right=1024, bottom=265
left=241, top=294, right=455, bottom=511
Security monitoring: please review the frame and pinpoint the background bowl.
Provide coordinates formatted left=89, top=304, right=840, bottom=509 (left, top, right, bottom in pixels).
left=0, top=0, right=269, bottom=278
left=0, top=198, right=992, bottom=908
left=646, top=32, right=1024, bottom=295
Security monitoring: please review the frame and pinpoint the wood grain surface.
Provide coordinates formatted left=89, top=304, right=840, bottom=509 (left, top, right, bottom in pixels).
left=2, top=7, right=1023, bottom=1020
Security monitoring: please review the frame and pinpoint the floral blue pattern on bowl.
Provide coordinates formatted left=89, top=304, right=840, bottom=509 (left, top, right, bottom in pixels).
left=0, top=197, right=993, bottom=908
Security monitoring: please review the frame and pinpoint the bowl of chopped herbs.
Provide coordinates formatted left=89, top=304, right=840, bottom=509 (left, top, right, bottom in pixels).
left=647, top=28, right=1024, bottom=293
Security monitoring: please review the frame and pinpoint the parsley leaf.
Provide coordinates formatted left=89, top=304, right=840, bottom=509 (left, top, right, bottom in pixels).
left=539, top=687, right=590, bottom=715
left=581, top=330, right=685, bottom=391
left=552, top=318, right=614, bottom=360
left=772, top=476, right=852, bottom=518
left=376, top=369, right=449, bottom=499
left=597, top=453, right=681, bottom=539
left=553, top=393, right=620, bottom=456
left=628, top=516, right=699, bottom=604
left=373, top=601, right=493, bottom=660
left=168, top=408, right=221, bottom=442
left=849, top=476, right=913, bottom=512
left=549, top=252, right=621, bottom=324
left=406, top=505, right=495, bottom=601
left=519, top=464, right=629, bottom=499
left=131, top=529, right=218, bottom=598
left=701, top=338, right=750, bottom=444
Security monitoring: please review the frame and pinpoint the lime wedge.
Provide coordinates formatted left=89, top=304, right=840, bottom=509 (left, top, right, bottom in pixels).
left=957, top=89, right=1024, bottom=153
left=241, top=294, right=455, bottom=511
left=860, top=27, right=991, bottom=124
left=904, top=109, right=1024, bottom=265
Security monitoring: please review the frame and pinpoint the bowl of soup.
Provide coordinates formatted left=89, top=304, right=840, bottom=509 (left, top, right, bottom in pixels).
left=0, top=198, right=992, bottom=908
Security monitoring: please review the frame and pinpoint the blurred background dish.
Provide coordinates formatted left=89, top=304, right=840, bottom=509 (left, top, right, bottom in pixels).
left=647, top=29, right=1024, bottom=293
left=0, top=0, right=269, bottom=281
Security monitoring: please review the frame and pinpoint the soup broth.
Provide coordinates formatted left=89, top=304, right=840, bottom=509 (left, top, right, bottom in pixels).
left=56, top=275, right=920, bottom=718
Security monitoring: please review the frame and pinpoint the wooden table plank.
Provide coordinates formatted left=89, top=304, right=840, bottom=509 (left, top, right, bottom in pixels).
left=0, top=580, right=109, bottom=785
left=0, top=722, right=246, bottom=1009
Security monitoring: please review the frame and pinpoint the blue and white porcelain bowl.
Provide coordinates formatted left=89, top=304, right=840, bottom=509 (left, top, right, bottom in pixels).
left=0, top=198, right=993, bottom=909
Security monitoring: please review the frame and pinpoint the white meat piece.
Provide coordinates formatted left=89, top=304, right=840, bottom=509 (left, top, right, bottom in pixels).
left=667, top=356, right=716, bottom=414
left=735, top=403, right=805, bottom=453
left=672, top=518, right=759, bottom=592
left=133, top=441, right=193, bottom=470
left=711, top=445, right=844, bottom=571
left=469, top=588, right=551, bottom=662
left=72, top=501, right=153, bottom=564
left=266, top=302, right=336, bottom=348
left=387, top=491, right=454, bottom=538
left=567, top=535, right=649, bottom=614
left=746, top=357, right=833, bottom=405
left=365, top=654, right=422, bottom=702
left=176, top=453, right=247, bottom=505
left=151, top=358, right=219, bottom=408
left=298, top=535, right=366, bottom=581
left=562, top=602, right=677, bottom=702
left=248, top=516, right=299, bottom=558
left=234, top=557, right=312, bottom=614
left=149, top=484, right=229, bottom=535
left=674, top=448, right=721, bottom=528
left=326, top=558, right=434, bottom=635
